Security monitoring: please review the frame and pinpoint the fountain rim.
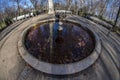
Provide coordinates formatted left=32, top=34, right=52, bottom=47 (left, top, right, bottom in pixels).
left=18, top=19, right=101, bottom=75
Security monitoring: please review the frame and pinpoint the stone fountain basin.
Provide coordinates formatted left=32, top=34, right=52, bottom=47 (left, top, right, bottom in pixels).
left=18, top=20, right=101, bottom=75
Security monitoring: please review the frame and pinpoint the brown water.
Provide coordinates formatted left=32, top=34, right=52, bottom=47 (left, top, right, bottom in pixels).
left=25, top=21, right=95, bottom=64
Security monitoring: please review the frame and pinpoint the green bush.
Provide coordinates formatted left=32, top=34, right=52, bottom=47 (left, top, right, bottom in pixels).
left=4, top=18, right=12, bottom=26
left=80, top=12, right=94, bottom=18
left=33, top=11, right=40, bottom=16
left=0, top=21, right=6, bottom=30
left=0, top=18, right=13, bottom=31
left=33, top=11, right=37, bottom=16
left=112, top=27, right=120, bottom=32
left=78, top=11, right=83, bottom=16
left=97, top=15, right=114, bottom=26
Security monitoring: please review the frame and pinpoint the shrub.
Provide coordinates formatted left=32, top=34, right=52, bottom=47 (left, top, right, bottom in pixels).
left=0, top=21, right=6, bottom=31
left=4, top=18, right=12, bottom=26
left=97, top=15, right=114, bottom=26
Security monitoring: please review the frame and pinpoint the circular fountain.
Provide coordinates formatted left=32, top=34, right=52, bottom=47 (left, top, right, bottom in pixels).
left=18, top=19, right=101, bottom=75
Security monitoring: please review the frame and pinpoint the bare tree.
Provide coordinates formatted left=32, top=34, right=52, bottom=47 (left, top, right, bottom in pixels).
left=66, top=0, right=72, bottom=10
left=30, top=0, right=38, bottom=10
left=40, top=0, right=47, bottom=10
left=13, top=0, right=21, bottom=16
left=113, top=6, right=120, bottom=27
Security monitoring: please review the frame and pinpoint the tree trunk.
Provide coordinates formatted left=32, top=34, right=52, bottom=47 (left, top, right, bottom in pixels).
left=113, top=6, right=120, bottom=27
left=17, top=2, right=20, bottom=16
left=99, top=0, right=108, bottom=16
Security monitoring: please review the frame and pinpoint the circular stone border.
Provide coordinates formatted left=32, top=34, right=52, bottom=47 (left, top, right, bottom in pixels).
left=18, top=19, right=101, bottom=75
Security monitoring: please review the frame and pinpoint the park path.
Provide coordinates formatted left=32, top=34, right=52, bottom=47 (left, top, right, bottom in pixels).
left=0, top=14, right=119, bottom=80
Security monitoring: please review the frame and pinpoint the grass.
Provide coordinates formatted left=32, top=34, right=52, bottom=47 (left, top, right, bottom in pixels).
left=0, top=22, right=6, bottom=30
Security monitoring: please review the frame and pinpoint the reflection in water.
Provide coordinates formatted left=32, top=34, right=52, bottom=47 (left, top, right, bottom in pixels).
left=25, top=22, right=95, bottom=64
left=49, top=23, right=53, bottom=61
